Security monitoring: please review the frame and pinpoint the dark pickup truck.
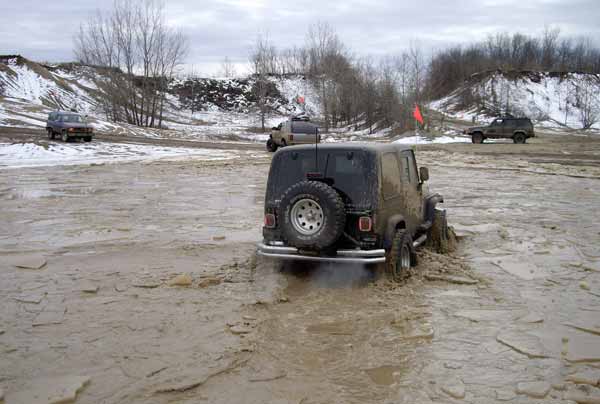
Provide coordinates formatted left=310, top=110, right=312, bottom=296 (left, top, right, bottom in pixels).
left=46, top=111, right=94, bottom=142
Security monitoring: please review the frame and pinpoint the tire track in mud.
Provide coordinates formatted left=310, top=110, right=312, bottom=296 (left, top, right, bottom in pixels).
left=230, top=251, right=476, bottom=404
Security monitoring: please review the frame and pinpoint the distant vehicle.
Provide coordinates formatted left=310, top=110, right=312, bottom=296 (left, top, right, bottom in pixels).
left=257, top=143, right=450, bottom=280
left=465, top=117, right=534, bottom=144
left=266, top=116, right=320, bottom=152
left=46, top=111, right=94, bottom=142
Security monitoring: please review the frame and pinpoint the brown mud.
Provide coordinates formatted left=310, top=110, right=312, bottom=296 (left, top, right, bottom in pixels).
left=1, top=133, right=599, bottom=403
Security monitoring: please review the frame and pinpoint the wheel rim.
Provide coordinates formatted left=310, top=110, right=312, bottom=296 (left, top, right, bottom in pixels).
left=290, top=198, right=323, bottom=235
left=400, top=244, right=411, bottom=269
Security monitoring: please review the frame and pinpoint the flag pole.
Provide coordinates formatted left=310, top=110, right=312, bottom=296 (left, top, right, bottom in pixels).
left=414, top=103, right=419, bottom=148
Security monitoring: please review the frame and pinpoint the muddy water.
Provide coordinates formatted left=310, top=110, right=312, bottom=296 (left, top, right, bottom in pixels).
left=1, top=145, right=599, bottom=403
left=228, top=156, right=600, bottom=403
left=0, top=158, right=280, bottom=403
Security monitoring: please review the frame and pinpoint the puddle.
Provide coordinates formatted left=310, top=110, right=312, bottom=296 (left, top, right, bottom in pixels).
left=364, top=366, right=403, bottom=386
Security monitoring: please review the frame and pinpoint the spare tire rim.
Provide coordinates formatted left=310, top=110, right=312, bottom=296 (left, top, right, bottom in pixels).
left=290, top=198, right=323, bottom=235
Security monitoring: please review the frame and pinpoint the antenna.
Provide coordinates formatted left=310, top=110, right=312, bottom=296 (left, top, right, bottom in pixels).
left=315, top=126, right=318, bottom=172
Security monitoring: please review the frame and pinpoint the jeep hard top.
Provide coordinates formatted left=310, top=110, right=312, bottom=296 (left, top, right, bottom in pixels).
left=46, top=111, right=94, bottom=142
left=466, top=116, right=534, bottom=144
left=257, top=143, right=451, bottom=280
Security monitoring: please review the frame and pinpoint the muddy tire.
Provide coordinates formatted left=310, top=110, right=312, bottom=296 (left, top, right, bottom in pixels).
left=47, top=129, right=55, bottom=140
left=61, top=132, right=69, bottom=142
left=279, top=181, right=346, bottom=250
left=266, top=138, right=277, bottom=152
left=471, top=132, right=484, bottom=144
left=427, top=208, right=456, bottom=254
left=513, top=132, right=526, bottom=144
left=386, top=230, right=413, bottom=281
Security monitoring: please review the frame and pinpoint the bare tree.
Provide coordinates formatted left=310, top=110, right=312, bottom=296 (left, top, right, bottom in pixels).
left=305, top=21, right=346, bottom=132
left=249, top=33, right=277, bottom=131
left=575, top=77, right=600, bottom=129
left=220, top=57, right=236, bottom=78
left=74, top=0, right=188, bottom=127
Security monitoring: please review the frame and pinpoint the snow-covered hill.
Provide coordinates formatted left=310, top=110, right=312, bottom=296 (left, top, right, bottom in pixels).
left=429, top=70, right=600, bottom=130
left=0, top=55, right=322, bottom=142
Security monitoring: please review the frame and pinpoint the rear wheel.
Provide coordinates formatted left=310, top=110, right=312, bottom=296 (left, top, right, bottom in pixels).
left=47, top=129, right=55, bottom=140
left=84, top=136, right=92, bottom=142
left=61, top=132, right=69, bottom=142
left=513, top=132, right=526, bottom=144
left=281, top=139, right=287, bottom=147
left=386, top=230, right=413, bottom=282
left=471, top=132, right=484, bottom=144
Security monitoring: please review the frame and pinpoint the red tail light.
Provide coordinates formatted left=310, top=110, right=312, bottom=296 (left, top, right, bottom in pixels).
left=289, top=134, right=294, bottom=141
left=264, top=213, right=276, bottom=228
left=359, top=216, right=372, bottom=232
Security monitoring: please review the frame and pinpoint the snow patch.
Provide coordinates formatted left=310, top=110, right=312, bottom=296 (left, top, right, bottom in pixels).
left=0, top=142, right=259, bottom=169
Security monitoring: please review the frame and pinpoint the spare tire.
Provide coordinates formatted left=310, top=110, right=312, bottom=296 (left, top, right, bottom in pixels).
left=279, top=181, right=346, bottom=249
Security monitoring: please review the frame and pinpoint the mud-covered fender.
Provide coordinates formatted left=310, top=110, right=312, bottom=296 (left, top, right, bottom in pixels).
left=383, top=214, right=407, bottom=250
left=424, top=193, right=444, bottom=222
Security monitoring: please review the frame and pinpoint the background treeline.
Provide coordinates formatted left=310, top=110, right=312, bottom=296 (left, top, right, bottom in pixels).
left=249, top=22, right=427, bottom=133
left=427, top=29, right=600, bottom=100
left=248, top=25, right=600, bottom=133
left=74, top=1, right=600, bottom=132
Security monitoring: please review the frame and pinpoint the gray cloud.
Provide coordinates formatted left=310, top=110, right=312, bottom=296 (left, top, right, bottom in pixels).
left=1, top=0, right=599, bottom=74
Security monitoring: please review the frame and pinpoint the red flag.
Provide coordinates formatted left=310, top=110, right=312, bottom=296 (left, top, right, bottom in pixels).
left=413, top=104, right=424, bottom=125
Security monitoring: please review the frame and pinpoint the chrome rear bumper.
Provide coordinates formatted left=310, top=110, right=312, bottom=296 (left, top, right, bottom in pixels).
left=257, top=242, right=386, bottom=264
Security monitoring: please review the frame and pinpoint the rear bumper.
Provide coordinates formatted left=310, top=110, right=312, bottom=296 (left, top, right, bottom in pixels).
left=257, top=242, right=386, bottom=264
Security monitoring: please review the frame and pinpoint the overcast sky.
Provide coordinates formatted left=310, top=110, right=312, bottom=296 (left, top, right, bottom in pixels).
left=1, top=0, right=600, bottom=75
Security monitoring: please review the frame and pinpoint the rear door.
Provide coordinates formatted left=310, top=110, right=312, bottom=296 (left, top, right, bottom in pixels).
left=379, top=152, right=403, bottom=235
left=399, top=150, right=424, bottom=234
left=503, top=119, right=516, bottom=137
left=290, top=121, right=318, bottom=144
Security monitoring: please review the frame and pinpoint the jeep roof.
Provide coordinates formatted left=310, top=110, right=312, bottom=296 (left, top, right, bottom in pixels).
left=276, top=142, right=411, bottom=153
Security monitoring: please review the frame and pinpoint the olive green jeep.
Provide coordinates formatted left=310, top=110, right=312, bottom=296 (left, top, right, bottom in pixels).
left=257, top=143, right=451, bottom=280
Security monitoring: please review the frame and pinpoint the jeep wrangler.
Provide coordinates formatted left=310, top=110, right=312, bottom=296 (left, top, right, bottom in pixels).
left=465, top=117, right=534, bottom=144
left=257, top=143, right=449, bottom=280
left=267, top=116, right=320, bottom=152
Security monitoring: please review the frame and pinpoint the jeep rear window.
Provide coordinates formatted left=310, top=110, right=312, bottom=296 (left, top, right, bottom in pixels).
left=291, top=121, right=318, bottom=134
left=268, top=150, right=376, bottom=207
